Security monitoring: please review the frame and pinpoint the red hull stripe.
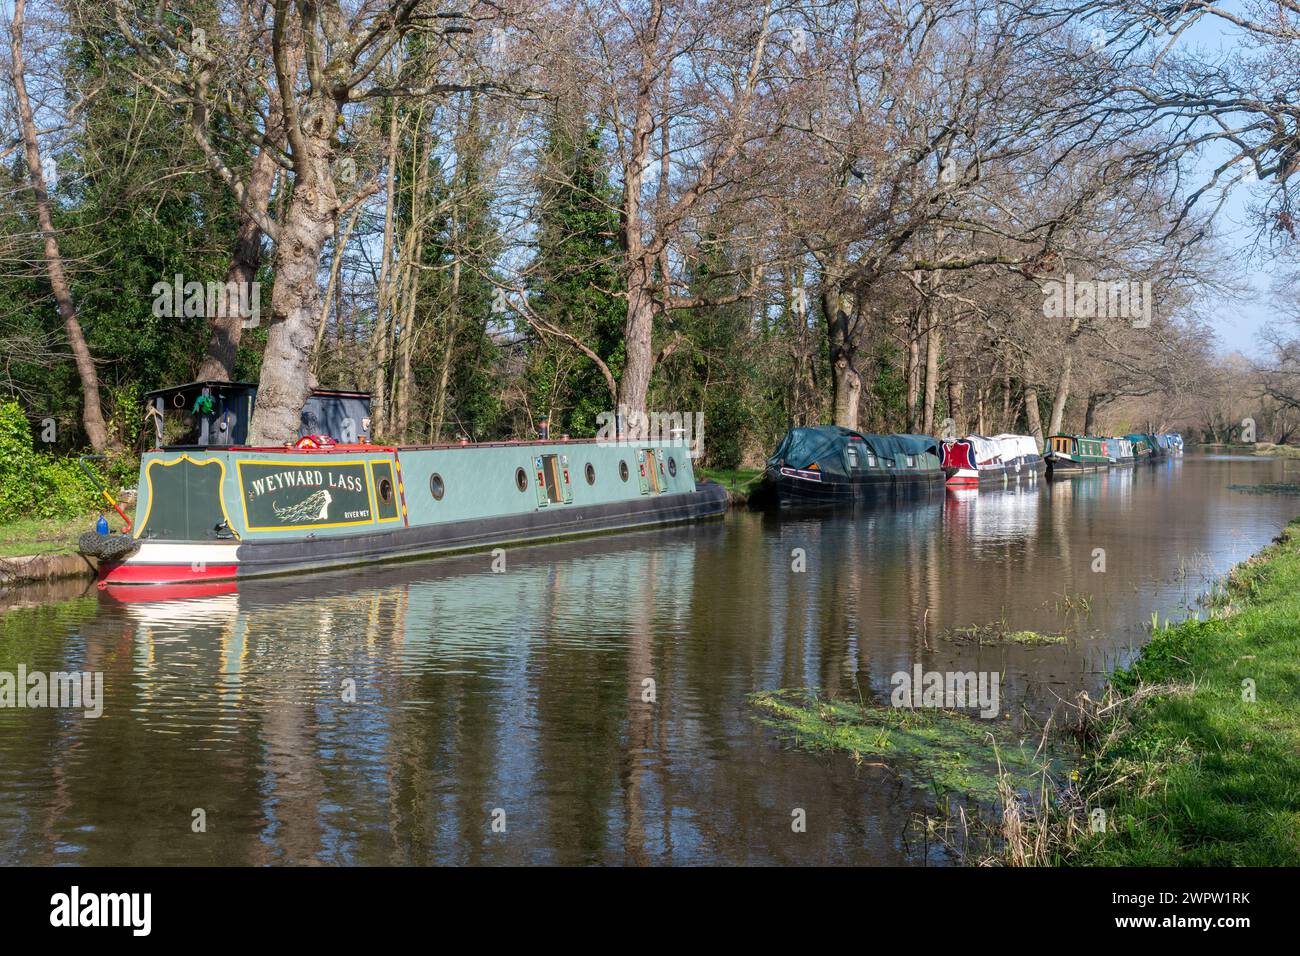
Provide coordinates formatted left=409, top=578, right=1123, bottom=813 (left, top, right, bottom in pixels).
left=99, top=581, right=238, bottom=602
left=98, top=563, right=239, bottom=585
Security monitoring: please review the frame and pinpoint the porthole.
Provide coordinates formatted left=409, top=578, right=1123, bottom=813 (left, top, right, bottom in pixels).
left=429, top=473, right=445, bottom=501
left=667, top=457, right=677, bottom=477
left=619, top=460, right=629, bottom=482
left=379, top=477, right=393, bottom=503
left=515, top=467, right=528, bottom=492
left=585, top=462, right=596, bottom=485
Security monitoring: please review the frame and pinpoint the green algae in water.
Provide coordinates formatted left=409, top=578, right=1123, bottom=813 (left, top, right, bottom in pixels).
left=945, top=625, right=1067, bottom=646
left=1228, top=482, right=1300, bottom=496
left=750, top=688, right=1052, bottom=799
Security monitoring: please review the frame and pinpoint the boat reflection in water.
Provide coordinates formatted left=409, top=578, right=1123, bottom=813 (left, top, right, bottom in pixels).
left=86, top=511, right=970, bottom=866
left=101, top=527, right=720, bottom=865
left=943, top=480, right=1042, bottom=547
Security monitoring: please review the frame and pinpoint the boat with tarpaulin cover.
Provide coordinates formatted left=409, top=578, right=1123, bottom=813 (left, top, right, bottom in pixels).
left=762, top=426, right=941, bottom=507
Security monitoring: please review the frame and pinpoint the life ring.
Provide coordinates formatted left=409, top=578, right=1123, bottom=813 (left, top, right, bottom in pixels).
left=295, top=434, right=337, bottom=449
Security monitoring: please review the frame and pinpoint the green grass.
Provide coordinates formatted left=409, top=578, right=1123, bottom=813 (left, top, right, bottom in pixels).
left=0, top=513, right=104, bottom=559
left=751, top=688, right=1053, bottom=799
left=699, top=467, right=763, bottom=490
left=1070, top=519, right=1300, bottom=865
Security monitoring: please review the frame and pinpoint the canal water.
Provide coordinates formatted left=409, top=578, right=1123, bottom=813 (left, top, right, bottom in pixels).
left=2, top=453, right=1297, bottom=865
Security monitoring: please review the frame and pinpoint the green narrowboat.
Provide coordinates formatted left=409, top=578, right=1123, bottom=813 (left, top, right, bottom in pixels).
left=85, top=381, right=727, bottom=593
left=1125, top=433, right=1158, bottom=461
left=1044, top=434, right=1111, bottom=476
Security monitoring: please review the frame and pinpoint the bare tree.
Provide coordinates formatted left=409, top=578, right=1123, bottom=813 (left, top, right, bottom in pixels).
left=102, top=0, right=540, bottom=443
left=8, top=0, right=119, bottom=452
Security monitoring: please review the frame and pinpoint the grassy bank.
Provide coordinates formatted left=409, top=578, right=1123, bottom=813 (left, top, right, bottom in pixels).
left=0, top=514, right=103, bottom=559
left=1200, top=441, right=1300, bottom=459
left=699, top=467, right=762, bottom=491
left=1251, top=442, right=1300, bottom=460
left=1065, top=519, right=1300, bottom=865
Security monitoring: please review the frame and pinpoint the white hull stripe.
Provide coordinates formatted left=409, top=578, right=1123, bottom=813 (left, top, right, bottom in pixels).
left=121, top=542, right=241, bottom=566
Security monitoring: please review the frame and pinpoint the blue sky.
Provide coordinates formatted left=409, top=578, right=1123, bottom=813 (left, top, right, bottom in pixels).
left=1171, top=5, right=1283, bottom=358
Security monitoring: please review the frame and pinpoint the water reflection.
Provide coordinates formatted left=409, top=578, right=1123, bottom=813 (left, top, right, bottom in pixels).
left=0, top=455, right=1296, bottom=865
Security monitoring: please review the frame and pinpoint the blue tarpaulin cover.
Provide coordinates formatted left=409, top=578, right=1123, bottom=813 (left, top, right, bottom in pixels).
left=768, top=426, right=939, bottom=477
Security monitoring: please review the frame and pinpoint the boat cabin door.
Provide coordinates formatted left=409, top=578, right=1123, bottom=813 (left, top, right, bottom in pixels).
left=641, top=449, right=666, bottom=493
left=636, top=450, right=653, bottom=494
left=535, top=454, right=567, bottom=507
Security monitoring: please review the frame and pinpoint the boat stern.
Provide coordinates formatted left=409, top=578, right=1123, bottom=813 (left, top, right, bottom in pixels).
left=941, top=439, right=980, bottom=485
left=89, top=450, right=244, bottom=587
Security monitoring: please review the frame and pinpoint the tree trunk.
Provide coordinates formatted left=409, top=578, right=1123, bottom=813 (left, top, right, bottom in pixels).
left=947, top=378, right=964, bottom=436
left=431, top=260, right=460, bottom=443
left=370, top=103, right=401, bottom=437
left=196, top=103, right=282, bottom=382
left=393, top=258, right=419, bottom=440
left=616, top=54, right=656, bottom=427
left=312, top=206, right=360, bottom=372
left=1047, top=317, right=1081, bottom=436
left=618, top=260, right=656, bottom=423
left=1083, top=392, right=1100, bottom=434
left=823, top=283, right=860, bottom=427
left=1023, top=385, right=1044, bottom=447
left=10, top=0, right=118, bottom=454
left=247, top=94, right=341, bottom=445
left=906, top=308, right=922, bottom=430
left=922, top=317, right=941, bottom=435
left=1048, top=352, right=1072, bottom=436
left=1001, top=364, right=1011, bottom=429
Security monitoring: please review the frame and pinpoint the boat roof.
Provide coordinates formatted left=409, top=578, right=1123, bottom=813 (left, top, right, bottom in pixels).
left=145, top=381, right=369, bottom=400
left=769, top=426, right=938, bottom=468
left=145, top=380, right=259, bottom=400
left=991, top=434, right=1040, bottom=457
left=152, top=436, right=688, bottom=454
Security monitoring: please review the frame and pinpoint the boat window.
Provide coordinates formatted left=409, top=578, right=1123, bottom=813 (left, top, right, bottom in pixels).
left=667, top=456, right=677, bottom=477
left=906, top=455, right=915, bottom=467
left=379, top=478, right=393, bottom=503
left=429, top=473, right=445, bottom=501
left=515, top=467, right=528, bottom=492
left=619, top=460, right=629, bottom=482
left=866, top=453, right=877, bottom=467
left=585, top=462, right=596, bottom=485
left=846, top=446, right=858, bottom=468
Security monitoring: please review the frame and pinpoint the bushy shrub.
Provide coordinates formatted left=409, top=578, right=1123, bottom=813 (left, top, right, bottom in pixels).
left=0, top=401, right=111, bottom=523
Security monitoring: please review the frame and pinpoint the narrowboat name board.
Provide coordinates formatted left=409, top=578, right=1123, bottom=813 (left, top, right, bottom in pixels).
left=238, top=460, right=375, bottom=530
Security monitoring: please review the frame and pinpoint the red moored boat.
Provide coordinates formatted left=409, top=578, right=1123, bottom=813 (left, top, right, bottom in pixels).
left=940, top=434, right=1044, bottom=486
